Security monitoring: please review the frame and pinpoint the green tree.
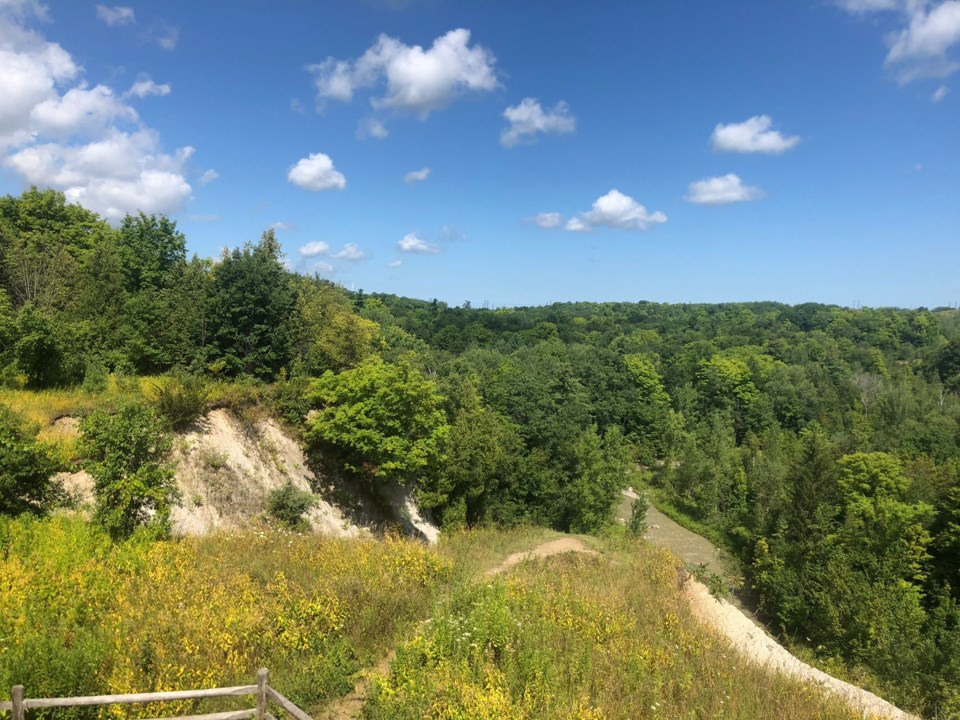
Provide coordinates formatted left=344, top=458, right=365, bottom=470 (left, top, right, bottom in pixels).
left=305, top=355, right=448, bottom=486
left=208, top=230, right=295, bottom=378
left=79, top=401, right=177, bottom=540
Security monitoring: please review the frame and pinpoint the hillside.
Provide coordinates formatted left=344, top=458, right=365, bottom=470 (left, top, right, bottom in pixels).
left=0, top=519, right=884, bottom=720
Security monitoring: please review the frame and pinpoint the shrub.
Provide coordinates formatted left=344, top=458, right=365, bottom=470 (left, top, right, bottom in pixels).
left=627, top=495, right=648, bottom=537
left=0, top=405, right=56, bottom=516
left=79, top=401, right=177, bottom=540
left=148, top=371, right=210, bottom=430
left=268, top=481, right=315, bottom=530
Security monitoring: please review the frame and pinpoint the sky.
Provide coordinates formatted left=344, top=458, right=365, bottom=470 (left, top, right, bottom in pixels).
left=0, top=0, right=958, bottom=309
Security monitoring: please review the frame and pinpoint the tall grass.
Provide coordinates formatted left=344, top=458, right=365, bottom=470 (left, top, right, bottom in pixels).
left=367, top=535, right=870, bottom=720
left=0, top=516, right=452, bottom=717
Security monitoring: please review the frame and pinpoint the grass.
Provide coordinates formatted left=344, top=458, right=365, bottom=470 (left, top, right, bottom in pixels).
left=367, top=535, right=873, bottom=720
left=0, top=516, right=452, bottom=718
left=0, top=514, right=895, bottom=720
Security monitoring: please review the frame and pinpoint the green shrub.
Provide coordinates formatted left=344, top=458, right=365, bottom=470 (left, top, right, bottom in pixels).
left=148, top=371, right=210, bottom=430
left=79, top=401, right=177, bottom=540
left=268, top=481, right=315, bottom=530
left=0, top=405, right=56, bottom=516
left=627, top=495, right=648, bottom=537
left=81, top=358, right=110, bottom=394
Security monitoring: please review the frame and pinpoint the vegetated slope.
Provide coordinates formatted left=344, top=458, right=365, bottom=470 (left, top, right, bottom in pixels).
left=365, top=531, right=874, bottom=720
left=0, top=517, right=451, bottom=714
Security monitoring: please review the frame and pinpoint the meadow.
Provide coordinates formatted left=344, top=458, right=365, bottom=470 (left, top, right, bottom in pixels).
left=0, top=518, right=869, bottom=720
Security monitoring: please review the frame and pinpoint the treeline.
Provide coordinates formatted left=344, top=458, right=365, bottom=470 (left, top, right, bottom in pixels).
left=4, top=187, right=960, bottom=714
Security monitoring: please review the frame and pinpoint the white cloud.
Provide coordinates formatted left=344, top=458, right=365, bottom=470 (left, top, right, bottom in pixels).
left=685, top=173, right=764, bottom=205
left=296, top=240, right=365, bottom=262
left=198, top=168, right=218, bottom=184
left=839, top=0, right=960, bottom=82
left=500, top=98, right=576, bottom=147
left=533, top=212, right=562, bottom=228
left=148, top=21, right=179, bottom=51
left=403, top=166, right=430, bottom=183
left=358, top=117, right=389, bottom=138
left=387, top=258, right=403, bottom=268
left=270, top=221, right=299, bottom=231
left=308, top=28, right=498, bottom=119
left=332, top=243, right=365, bottom=261
left=886, top=1, right=960, bottom=80
left=313, top=261, right=334, bottom=273
left=398, top=232, right=438, bottom=253
left=711, top=115, right=800, bottom=154
left=933, top=83, right=950, bottom=99
left=125, top=78, right=171, bottom=99
left=566, top=189, right=667, bottom=232
left=95, top=5, right=135, bottom=26
left=298, top=241, right=330, bottom=258
left=287, top=152, right=346, bottom=191
left=187, top=214, right=220, bottom=222
left=0, top=5, right=193, bottom=220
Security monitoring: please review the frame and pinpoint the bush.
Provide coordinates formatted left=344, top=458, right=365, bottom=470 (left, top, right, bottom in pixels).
left=148, top=371, right=210, bottom=430
left=79, top=401, right=177, bottom=540
left=0, top=405, right=56, bottom=516
left=627, top=495, right=648, bottom=537
left=268, top=481, right=315, bottom=530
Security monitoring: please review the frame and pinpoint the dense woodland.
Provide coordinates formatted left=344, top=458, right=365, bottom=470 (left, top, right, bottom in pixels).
left=3, top=187, right=960, bottom=715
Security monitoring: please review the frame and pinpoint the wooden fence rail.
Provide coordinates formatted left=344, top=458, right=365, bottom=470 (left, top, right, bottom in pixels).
left=0, top=670, right=312, bottom=720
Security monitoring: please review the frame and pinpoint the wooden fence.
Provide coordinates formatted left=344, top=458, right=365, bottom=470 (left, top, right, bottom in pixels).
left=0, top=670, right=313, bottom=720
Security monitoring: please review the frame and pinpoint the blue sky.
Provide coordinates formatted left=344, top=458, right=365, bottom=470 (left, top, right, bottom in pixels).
left=0, top=0, right=958, bottom=308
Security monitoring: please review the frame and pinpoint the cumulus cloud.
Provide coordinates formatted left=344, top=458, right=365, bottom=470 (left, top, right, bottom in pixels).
left=500, top=98, right=576, bottom=147
left=566, top=189, right=667, bottom=232
left=403, top=167, right=430, bottom=183
left=886, top=1, right=960, bottom=80
left=95, top=5, right=135, bottom=26
left=711, top=115, right=801, bottom=154
left=398, top=232, right=438, bottom=253
left=308, top=28, right=498, bottom=119
left=125, top=78, right=171, bottom=98
left=287, top=152, right=346, bottom=191
left=532, top=212, right=562, bottom=228
left=685, top=173, right=764, bottom=205
left=839, top=0, right=960, bottom=82
left=358, top=117, right=389, bottom=139
left=933, top=83, right=950, bottom=99
left=387, top=258, right=403, bottom=268
left=298, top=241, right=330, bottom=258
left=332, top=243, right=365, bottom=261
left=147, top=21, right=179, bottom=50
left=296, top=240, right=365, bottom=262
left=0, top=4, right=193, bottom=220
left=198, top=168, right=219, bottom=184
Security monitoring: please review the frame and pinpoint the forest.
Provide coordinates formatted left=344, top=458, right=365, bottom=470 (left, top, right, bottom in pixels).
left=3, top=187, right=960, bottom=716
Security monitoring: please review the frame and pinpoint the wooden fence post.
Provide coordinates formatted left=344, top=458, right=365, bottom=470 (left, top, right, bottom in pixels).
left=255, top=670, right=267, bottom=720
left=12, top=685, right=24, bottom=720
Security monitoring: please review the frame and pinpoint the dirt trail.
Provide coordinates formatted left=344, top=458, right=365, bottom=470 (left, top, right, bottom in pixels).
left=620, top=490, right=918, bottom=720
left=486, top=537, right=597, bottom=576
